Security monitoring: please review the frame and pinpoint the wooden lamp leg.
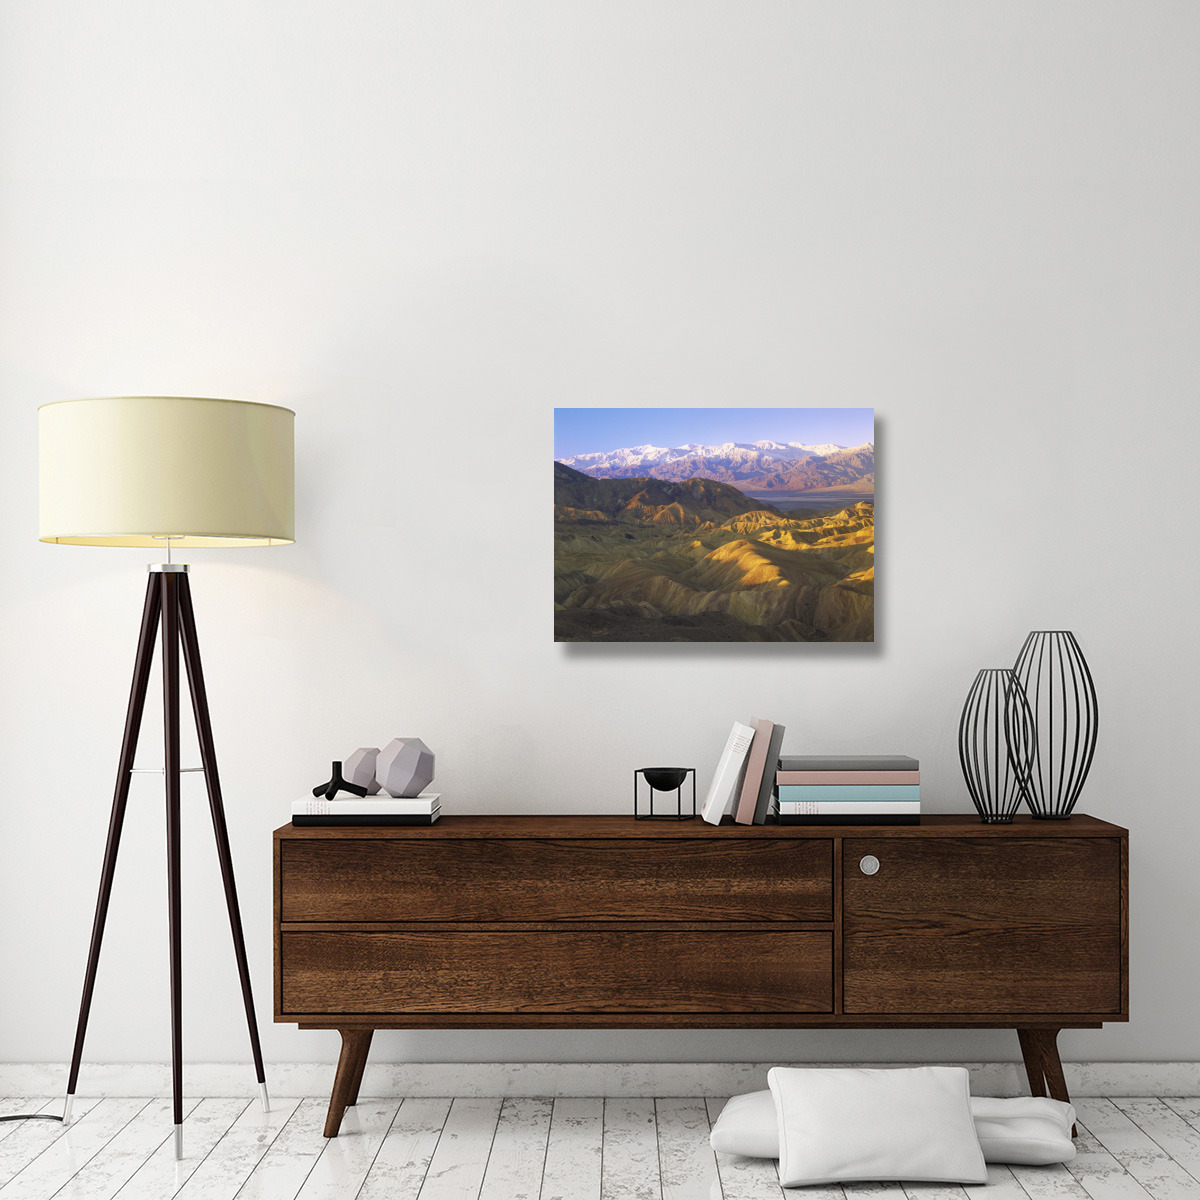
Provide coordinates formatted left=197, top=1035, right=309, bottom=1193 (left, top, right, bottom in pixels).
left=66, top=566, right=268, bottom=1155
left=64, top=575, right=162, bottom=1125
left=177, top=574, right=269, bottom=1114
left=162, top=571, right=185, bottom=1160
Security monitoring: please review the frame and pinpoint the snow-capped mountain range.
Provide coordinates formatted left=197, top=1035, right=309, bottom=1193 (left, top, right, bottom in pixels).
left=557, top=440, right=875, bottom=490
left=562, top=441, right=843, bottom=472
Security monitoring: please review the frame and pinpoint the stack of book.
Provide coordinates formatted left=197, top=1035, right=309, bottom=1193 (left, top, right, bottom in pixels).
left=700, top=718, right=786, bottom=825
left=291, top=793, right=441, bottom=827
left=775, top=755, right=920, bottom=825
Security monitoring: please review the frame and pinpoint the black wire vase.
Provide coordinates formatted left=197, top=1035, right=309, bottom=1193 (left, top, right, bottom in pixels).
left=1012, top=630, right=1098, bottom=819
left=958, top=668, right=1036, bottom=823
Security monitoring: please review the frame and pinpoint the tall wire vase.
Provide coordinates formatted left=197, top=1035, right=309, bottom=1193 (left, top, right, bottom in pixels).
left=1012, top=630, right=1098, bottom=819
left=958, top=668, right=1036, bottom=823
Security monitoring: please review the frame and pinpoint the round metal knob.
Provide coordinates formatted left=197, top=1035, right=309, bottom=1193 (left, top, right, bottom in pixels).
left=859, top=855, right=880, bottom=876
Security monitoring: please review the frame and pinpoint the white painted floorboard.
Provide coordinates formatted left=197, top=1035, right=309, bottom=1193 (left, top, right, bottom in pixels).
left=0, top=1097, right=147, bottom=1199
left=1073, top=1100, right=1200, bottom=1200
left=478, top=1097, right=553, bottom=1200
left=233, top=1098, right=331, bottom=1200
left=0, top=1094, right=1197, bottom=1199
left=416, top=1097, right=502, bottom=1200
left=541, top=1097, right=603, bottom=1200
left=655, top=1098, right=720, bottom=1200
left=292, top=1099, right=400, bottom=1200
left=602, top=1098, right=662, bottom=1200
left=113, top=1096, right=249, bottom=1200
left=173, top=1097, right=300, bottom=1200
left=52, top=1097, right=200, bottom=1200
left=356, top=1097, right=452, bottom=1200
left=1007, top=1160, right=1093, bottom=1200
left=0, top=1098, right=99, bottom=1191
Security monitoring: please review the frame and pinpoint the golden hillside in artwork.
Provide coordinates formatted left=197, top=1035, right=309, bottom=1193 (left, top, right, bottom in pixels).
left=554, top=462, right=874, bottom=642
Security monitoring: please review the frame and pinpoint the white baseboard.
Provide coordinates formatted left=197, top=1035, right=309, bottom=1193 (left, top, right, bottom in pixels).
left=2, top=1061, right=1197, bottom=1098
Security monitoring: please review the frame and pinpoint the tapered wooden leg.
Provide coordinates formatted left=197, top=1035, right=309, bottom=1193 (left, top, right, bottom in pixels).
left=1017, top=1028, right=1048, bottom=1097
left=66, top=575, right=162, bottom=1117
left=1037, top=1030, right=1071, bottom=1103
left=324, top=1029, right=374, bottom=1137
left=162, top=573, right=184, bottom=1158
left=345, top=1030, right=374, bottom=1107
left=177, top=574, right=268, bottom=1103
left=1017, top=1027, right=1076, bottom=1136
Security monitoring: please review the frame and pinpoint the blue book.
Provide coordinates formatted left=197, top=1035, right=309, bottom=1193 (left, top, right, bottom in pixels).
left=776, top=784, right=920, bottom=804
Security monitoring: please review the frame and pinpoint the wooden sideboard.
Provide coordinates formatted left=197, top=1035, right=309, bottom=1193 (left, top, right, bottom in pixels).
left=273, top=814, right=1128, bottom=1137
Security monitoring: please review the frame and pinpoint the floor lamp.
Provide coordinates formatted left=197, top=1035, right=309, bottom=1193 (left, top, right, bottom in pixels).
left=39, top=396, right=295, bottom=1160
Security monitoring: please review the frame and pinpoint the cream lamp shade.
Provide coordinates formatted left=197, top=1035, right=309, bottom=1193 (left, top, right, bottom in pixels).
left=39, top=396, right=294, bottom=547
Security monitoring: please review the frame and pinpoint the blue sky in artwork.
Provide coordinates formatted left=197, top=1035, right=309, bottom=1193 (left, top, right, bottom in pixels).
left=554, top=407, right=874, bottom=460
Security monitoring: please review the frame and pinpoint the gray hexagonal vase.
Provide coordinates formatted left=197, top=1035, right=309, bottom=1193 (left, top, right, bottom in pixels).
left=343, top=747, right=382, bottom=795
left=377, top=737, right=435, bottom=797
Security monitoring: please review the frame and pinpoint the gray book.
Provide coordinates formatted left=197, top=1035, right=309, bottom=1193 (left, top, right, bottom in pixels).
left=753, top=724, right=787, bottom=825
left=778, top=755, right=919, bottom=772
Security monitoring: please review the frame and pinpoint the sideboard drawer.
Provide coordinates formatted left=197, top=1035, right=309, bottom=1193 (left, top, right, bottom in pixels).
left=279, top=928, right=833, bottom=1015
left=279, top=837, right=832, bottom=923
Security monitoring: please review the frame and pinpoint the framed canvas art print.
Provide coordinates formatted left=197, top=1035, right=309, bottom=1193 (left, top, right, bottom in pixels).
left=554, top=408, right=875, bottom=643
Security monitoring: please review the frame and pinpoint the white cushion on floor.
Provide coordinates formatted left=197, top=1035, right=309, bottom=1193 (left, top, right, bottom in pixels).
left=768, top=1066, right=987, bottom=1186
left=709, top=1089, right=780, bottom=1158
left=971, top=1096, right=1077, bottom=1164
left=710, top=1087, right=1076, bottom=1167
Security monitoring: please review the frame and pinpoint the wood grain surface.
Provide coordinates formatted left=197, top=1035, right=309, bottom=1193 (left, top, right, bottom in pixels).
left=275, top=812, right=1128, bottom=1133
left=275, top=813, right=1126, bottom=840
left=279, top=836, right=833, bottom=923
left=280, top=928, right=833, bottom=1015
left=842, top=836, right=1123, bottom=1015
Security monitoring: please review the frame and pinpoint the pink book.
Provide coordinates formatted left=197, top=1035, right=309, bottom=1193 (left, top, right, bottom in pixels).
left=775, top=770, right=920, bottom=786
left=734, top=719, right=775, bottom=824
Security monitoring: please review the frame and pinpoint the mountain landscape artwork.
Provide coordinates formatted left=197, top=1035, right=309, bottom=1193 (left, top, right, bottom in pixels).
left=554, top=408, right=875, bottom=642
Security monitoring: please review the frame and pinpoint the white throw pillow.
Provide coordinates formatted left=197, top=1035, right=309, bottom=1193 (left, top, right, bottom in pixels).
left=709, top=1090, right=780, bottom=1158
left=767, top=1067, right=987, bottom=1187
left=711, top=1088, right=1076, bottom=1167
left=971, top=1096, right=1076, bottom=1165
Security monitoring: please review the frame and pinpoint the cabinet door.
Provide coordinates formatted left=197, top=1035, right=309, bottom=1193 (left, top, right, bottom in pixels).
left=842, top=837, right=1123, bottom=1016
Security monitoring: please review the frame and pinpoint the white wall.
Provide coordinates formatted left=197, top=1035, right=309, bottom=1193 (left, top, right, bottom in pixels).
left=1, top=1, right=1197, bottom=1072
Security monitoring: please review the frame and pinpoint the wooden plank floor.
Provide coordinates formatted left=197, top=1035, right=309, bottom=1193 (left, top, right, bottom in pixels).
left=0, top=1095, right=1198, bottom=1199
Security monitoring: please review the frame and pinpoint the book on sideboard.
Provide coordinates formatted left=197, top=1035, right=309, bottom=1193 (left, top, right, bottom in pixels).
left=776, top=812, right=920, bottom=825
left=734, top=720, right=787, bottom=825
left=291, top=793, right=441, bottom=827
left=732, top=719, right=773, bottom=824
left=776, top=768, right=919, bottom=785
left=752, top=723, right=786, bottom=824
left=774, top=754, right=920, bottom=825
left=777, top=801, right=920, bottom=816
left=776, top=784, right=920, bottom=804
left=777, top=754, right=919, bottom=775
left=700, top=721, right=756, bottom=825
left=293, top=814, right=440, bottom=827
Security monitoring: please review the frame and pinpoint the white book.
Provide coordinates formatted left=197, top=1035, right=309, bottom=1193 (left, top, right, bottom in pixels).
left=778, top=800, right=921, bottom=815
left=700, top=721, right=757, bottom=825
left=293, top=792, right=441, bottom=817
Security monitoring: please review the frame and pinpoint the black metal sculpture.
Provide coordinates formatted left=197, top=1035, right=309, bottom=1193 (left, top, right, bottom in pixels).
left=1012, top=630, right=1099, bottom=819
left=313, top=760, right=369, bottom=801
left=634, top=767, right=696, bottom=819
left=958, top=668, right=1036, bottom=823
